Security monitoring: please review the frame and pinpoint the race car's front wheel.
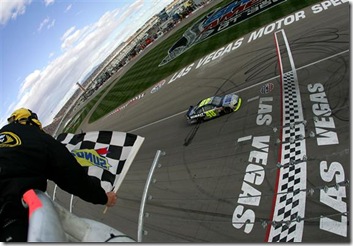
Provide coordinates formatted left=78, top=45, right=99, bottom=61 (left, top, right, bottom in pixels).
left=224, top=107, right=233, bottom=114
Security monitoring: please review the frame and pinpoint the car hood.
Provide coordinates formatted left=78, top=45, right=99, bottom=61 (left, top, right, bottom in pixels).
left=186, top=106, right=196, bottom=117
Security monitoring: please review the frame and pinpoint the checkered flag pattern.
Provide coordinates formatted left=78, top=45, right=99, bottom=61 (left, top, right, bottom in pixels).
left=268, top=71, right=307, bottom=242
left=57, top=131, right=144, bottom=193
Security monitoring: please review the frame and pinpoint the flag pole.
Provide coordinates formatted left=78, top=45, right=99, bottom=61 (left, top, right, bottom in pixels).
left=103, top=136, right=144, bottom=214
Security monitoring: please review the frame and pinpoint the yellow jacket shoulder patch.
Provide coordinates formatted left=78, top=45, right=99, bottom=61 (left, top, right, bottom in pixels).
left=0, top=131, right=22, bottom=147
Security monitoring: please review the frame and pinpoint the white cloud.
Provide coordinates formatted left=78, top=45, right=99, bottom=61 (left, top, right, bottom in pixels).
left=61, top=27, right=82, bottom=50
left=37, top=16, right=55, bottom=32
left=38, top=17, right=49, bottom=31
left=18, top=70, right=41, bottom=96
left=3, top=0, right=174, bottom=127
left=0, top=0, right=32, bottom=25
left=65, top=4, right=72, bottom=13
left=47, top=18, right=55, bottom=29
left=44, top=0, right=54, bottom=6
left=61, top=26, right=76, bottom=40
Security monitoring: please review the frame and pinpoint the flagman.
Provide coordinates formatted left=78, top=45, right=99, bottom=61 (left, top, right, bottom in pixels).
left=0, top=108, right=117, bottom=242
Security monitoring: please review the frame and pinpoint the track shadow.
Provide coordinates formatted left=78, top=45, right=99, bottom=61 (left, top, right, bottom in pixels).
left=183, top=121, right=201, bottom=146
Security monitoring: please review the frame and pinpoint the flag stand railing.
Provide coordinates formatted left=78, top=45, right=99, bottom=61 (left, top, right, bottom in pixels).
left=137, top=149, right=165, bottom=242
left=52, top=184, right=75, bottom=213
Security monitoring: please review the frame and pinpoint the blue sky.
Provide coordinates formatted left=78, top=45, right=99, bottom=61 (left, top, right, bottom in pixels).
left=0, top=0, right=173, bottom=127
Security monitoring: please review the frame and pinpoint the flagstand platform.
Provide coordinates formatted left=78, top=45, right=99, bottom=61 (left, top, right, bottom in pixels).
left=23, top=189, right=135, bottom=242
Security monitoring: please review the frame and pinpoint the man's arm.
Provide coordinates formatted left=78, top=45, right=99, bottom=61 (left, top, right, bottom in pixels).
left=44, top=134, right=108, bottom=205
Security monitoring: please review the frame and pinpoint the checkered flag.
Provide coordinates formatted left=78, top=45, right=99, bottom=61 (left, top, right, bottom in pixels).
left=56, top=131, right=144, bottom=193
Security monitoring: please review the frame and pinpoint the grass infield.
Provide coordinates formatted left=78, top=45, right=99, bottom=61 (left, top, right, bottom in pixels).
left=64, top=0, right=322, bottom=133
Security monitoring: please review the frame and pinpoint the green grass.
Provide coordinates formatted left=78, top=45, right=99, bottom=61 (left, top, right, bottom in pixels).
left=63, top=86, right=109, bottom=133
left=63, top=0, right=323, bottom=131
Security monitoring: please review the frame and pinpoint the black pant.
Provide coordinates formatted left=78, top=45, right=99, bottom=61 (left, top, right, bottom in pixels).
left=0, top=201, right=28, bottom=242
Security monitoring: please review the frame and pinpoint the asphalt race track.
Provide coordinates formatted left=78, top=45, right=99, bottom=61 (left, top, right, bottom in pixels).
left=48, top=1, right=350, bottom=243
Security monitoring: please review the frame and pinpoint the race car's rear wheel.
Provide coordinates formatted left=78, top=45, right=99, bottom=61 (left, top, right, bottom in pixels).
left=197, top=117, right=205, bottom=123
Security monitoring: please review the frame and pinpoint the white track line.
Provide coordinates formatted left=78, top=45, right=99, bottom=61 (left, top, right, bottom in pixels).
left=129, top=49, right=349, bottom=133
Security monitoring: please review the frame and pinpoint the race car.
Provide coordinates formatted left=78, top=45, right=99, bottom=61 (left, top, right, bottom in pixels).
left=186, top=93, right=242, bottom=124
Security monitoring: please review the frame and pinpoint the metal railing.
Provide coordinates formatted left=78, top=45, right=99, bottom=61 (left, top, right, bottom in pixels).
left=137, top=150, right=166, bottom=242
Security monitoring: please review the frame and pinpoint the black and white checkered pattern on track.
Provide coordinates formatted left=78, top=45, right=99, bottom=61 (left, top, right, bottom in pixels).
left=50, top=2, right=349, bottom=242
left=267, top=71, right=307, bottom=242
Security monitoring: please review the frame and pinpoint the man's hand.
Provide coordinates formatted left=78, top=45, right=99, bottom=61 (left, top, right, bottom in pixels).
left=106, top=192, right=117, bottom=207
